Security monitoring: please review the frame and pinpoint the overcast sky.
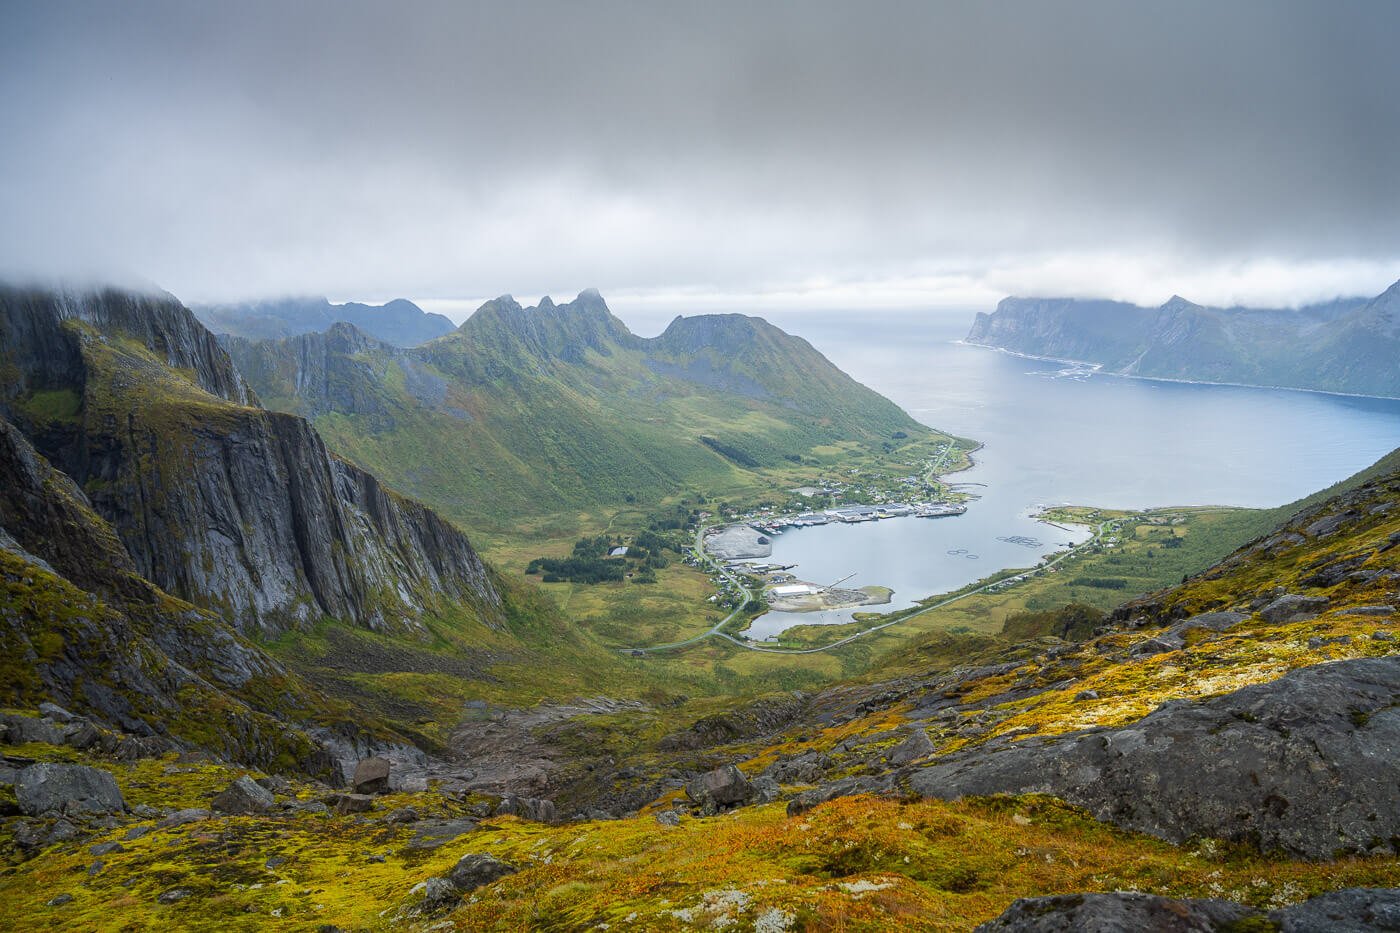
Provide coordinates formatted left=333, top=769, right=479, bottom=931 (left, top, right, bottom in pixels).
left=4, top=1, right=1400, bottom=317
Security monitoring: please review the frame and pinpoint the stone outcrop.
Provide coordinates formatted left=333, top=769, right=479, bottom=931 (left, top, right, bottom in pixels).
left=974, top=888, right=1400, bottom=932
left=211, top=776, right=275, bottom=815
left=15, top=763, right=125, bottom=816
left=911, top=657, right=1400, bottom=858
left=448, top=853, right=517, bottom=892
left=352, top=757, right=391, bottom=795
left=686, top=765, right=752, bottom=810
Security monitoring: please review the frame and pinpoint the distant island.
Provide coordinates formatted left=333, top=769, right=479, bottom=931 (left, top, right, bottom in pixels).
left=966, top=279, right=1400, bottom=398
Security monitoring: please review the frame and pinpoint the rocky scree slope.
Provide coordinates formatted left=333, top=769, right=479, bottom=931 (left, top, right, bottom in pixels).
left=966, top=279, right=1400, bottom=397
left=222, top=289, right=935, bottom=529
left=0, top=285, right=503, bottom=637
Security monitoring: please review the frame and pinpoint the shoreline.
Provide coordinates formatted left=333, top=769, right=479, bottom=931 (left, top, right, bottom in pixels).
left=956, top=340, right=1400, bottom=403
left=741, top=508, right=1092, bottom=639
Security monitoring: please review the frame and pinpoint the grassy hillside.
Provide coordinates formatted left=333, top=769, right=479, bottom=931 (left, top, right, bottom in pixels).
left=225, top=292, right=943, bottom=539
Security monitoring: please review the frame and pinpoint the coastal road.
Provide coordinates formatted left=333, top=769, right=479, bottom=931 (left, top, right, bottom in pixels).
left=619, top=515, right=1116, bottom=657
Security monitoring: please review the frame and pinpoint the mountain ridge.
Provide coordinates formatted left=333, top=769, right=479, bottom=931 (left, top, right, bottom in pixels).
left=225, top=290, right=933, bottom=532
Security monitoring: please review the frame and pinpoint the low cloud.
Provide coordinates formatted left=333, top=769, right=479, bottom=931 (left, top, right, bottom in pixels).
left=3, top=2, right=1398, bottom=310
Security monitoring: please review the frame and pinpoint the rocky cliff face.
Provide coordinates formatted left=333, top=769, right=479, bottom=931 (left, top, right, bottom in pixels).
left=966, top=287, right=1395, bottom=395
left=0, top=286, right=502, bottom=637
left=0, top=415, right=359, bottom=774
left=0, top=286, right=253, bottom=406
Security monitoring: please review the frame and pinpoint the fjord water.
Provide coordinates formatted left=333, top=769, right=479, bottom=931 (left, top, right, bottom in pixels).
left=733, top=309, right=1400, bottom=639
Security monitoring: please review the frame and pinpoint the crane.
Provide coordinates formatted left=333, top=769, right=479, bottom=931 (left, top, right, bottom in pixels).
left=821, top=572, right=856, bottom=592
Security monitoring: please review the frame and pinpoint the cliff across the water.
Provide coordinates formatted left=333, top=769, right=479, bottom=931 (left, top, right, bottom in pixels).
left=966, top=280, right=1400, bottom=398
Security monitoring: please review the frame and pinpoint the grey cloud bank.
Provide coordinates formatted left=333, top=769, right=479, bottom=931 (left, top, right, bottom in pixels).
left=2, top=1, right=1399, bottom=310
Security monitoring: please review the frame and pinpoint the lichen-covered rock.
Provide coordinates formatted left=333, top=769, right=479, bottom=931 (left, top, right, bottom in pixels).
left=156, top=808, right=211, bottom=829
left=1273, top=887, right=1400, bottom=932
left=447, top=853, right=517, bottom=892
left=973, top=891, right=1259, bottom=931
left=415, top=876, right=459, bottom=914
left=332, top=793, right=375, bottom=814
left=887, top=728, right=936, bottom=766
left=211, top=776, right=275, bottom=815
left=763, top=750, right=832, bottom=785
left=975, top=887, right=1400, bottom=932
left=686, top=764, right=752, bottom=809
left=352, top=757, right=391, bottom=795
left=38, top=702, right=75, bottom=723
left=15, top=763, right=125, bottom=816
left=494, top=795, right=557, bottom=823
left=1259, top=593, right=1329, bottom=623
left=0, top=713, right=67, bottom=746
left=911, top=657, right=1400, bottom=858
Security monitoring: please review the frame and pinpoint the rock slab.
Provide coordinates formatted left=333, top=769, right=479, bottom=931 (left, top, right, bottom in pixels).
left=211, top=776, right=275, bottom=815
left=911, top=657, right=1400, bottom=858
left=15, top=763, right=125, bottom=817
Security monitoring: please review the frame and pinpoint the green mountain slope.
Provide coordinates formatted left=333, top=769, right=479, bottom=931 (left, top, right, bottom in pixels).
left=966, top=283, right=1400, bottom=397
left=0, top=285, right=645, bottom=752
left=224, top=290, right=937, bottom=534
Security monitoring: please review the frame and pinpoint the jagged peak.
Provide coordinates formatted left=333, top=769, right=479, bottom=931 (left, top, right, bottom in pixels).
left=1160, top=294, right=1201, bottom=312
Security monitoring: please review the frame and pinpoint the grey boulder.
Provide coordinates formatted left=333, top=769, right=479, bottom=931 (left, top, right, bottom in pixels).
left=911, top=657, right=1400, bottom=858
left=1259, top=593, right=1328, bottom=623
left=686, top=764, right=752, bottom=808
left=975, top=888, right=1400, bottom=932
left=352, top=757, right=391, bottom=795
left=494, top=795, right=557, bottom=823
left=974, top=892, right=1258, bottom=931
left=211, top=775, right=275, bottom=815
left=1129, top=611, right=1248, bottom=657
left=15, top=763, right=125, bottom=817
left=886, top=728, right=936, bottom=766
left=448, top=853, right=518, bottom=892
left=1274, top=888, right=1400, bottom=932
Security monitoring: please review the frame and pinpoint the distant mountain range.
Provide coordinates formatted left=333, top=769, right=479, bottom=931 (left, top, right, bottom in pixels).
left=193, top=295, right=456, bottom=346
left=966, top=279, right=1400, bottom=398
left=223, top=289, right=932, bottom=532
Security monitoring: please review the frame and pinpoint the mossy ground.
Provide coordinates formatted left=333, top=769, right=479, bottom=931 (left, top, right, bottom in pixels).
left=5, top=468, right=1400, bottom=930
left=5, top=743, right=1399, bottom=932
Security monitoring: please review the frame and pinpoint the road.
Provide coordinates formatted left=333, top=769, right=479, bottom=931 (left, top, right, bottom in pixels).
left=617, top=523, right=755, bottom=654
left=619, top=515, right=1117, bottom=657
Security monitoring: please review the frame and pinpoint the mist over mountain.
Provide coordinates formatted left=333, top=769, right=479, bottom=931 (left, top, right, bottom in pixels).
left=193, top=296, right=455, bottom=347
